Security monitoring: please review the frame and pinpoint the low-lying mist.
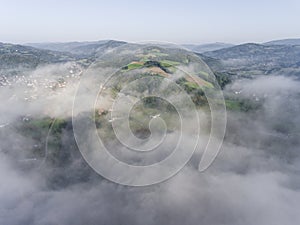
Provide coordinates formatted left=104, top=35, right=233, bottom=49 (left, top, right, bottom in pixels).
left=1, top=61, right=300, bottom=225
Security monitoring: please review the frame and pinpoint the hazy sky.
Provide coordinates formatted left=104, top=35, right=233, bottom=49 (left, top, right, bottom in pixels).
left=1, top=0, right=300, bottom=44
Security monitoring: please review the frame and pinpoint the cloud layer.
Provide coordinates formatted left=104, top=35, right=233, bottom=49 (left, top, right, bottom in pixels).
left=1, top=72, right=300, bottom=225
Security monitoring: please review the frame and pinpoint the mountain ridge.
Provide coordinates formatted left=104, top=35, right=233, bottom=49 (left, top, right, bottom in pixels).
left=26, top=40, right=127, bottom=56
left=202, top=43, right=300, bottom=76
left=264, top=38, right=300, bottom=46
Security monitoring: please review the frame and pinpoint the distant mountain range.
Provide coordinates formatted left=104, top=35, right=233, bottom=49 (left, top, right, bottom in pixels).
left=28, top=41, right=234, bottom=54
left=264, top=38, right=300, bottom=46
left=203, top=43, right=300, bottom=76
left=1, top=38, right=300, bottom=78
left=183, top=38, right=300, bottom=53
left=182, top=43, right=235, bottom=53
left=26, top=40, right=126, bottom=57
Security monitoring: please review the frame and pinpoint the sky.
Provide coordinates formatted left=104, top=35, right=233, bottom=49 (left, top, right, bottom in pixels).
left=0, top=0, right=300, bottom=44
